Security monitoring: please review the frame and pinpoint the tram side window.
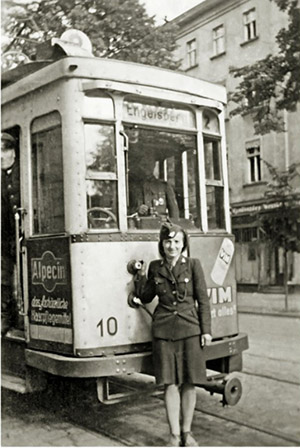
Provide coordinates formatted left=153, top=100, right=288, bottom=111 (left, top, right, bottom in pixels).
left=204, top=136, right=225, bottom=230
left=187, top=149, right=201, bottom=227
left=84, top=123, right=118, bottom=229
left=32, top=113, right=64, bottom=234
left=126, top=127, right=200, bottom=230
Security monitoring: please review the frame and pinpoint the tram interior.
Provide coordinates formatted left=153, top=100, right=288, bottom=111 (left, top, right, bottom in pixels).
left=126, top=126, right=199, bottom=230
left=85, top=122, right=225, bottom=231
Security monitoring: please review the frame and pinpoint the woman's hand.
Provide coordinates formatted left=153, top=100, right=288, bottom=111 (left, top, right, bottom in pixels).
left=201, top=333, right=212, bottom=347
left=128, top=292, right=142, bottom=308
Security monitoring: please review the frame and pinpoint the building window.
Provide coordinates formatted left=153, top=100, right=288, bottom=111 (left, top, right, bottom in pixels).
left=233, top=227, right=257, bottom=260
left=243, top=9, right=257, bottom=41
left=246, top=141, right=261, bottom=182
left=233, top=227, right=258, bottom=243
left=213, top=25, right=225, bottom=56
left=186, top=39, right=197, bottom=68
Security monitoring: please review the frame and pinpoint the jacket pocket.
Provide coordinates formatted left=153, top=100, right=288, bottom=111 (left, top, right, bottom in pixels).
left=154, top=276, right=167, bottom=295
left=177, top=276, right=193, bottom=296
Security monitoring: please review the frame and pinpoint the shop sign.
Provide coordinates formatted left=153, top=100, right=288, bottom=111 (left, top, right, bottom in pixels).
left=232, top=198, right=300, bottom=216
left=232, top=201, right=282, bottom=216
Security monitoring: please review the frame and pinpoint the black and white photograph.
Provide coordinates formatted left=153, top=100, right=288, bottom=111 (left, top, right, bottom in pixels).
left=1, top=0, right=300, bottom=446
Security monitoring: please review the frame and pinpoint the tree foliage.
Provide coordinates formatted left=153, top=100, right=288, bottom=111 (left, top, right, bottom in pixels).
left=2, top=0, right=181, bottom=70
left=259, top=160, right=300, bottom=253
left=229, top=0, right=300, bottom=135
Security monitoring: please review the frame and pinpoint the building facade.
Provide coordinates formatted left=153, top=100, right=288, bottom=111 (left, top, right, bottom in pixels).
left=173, top=0, right=300, bottom=290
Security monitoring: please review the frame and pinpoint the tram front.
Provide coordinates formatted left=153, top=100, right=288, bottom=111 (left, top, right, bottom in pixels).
left=1, top=48, right=248, bottom=404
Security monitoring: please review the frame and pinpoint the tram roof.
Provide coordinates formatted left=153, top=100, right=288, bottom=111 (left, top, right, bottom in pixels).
left=1, top=55, right=226, bottom=105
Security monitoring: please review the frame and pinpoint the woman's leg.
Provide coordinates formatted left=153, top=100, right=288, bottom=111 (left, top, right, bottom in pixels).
left=181, top=383, right=196, bottom=432
left=164, top=384, right=181, bottom=436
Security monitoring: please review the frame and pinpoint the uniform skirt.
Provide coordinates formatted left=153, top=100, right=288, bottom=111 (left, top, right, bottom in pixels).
left=152, top=335, right=207, bottom=385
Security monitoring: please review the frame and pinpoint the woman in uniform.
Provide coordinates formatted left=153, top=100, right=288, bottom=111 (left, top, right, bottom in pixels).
left=133, top=222, right=212, bottom=447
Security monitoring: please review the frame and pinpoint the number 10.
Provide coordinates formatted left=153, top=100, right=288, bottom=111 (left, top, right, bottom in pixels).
left=97, top=317, right=118, bottom=337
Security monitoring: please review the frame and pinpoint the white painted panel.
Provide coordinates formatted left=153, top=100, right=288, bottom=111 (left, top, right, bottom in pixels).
left=71, top=241, right=159, bottom=351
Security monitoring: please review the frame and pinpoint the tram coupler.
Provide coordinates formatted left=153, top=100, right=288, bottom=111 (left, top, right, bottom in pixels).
left=201, top=374, right=242, bottom=407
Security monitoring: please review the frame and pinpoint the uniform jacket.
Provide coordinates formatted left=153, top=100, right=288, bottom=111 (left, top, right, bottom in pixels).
left=129, top=176, right=179, bottom=219
left=1, top=165, right=20, bottom=285
left=1, top=165, right=20, bottom=253
left=135, top=255, right=211, bottom=341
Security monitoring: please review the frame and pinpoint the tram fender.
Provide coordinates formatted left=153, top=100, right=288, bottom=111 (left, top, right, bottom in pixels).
left=204, top=333, right=248, bottom=361
left=25, top=349, right=154, bottom=378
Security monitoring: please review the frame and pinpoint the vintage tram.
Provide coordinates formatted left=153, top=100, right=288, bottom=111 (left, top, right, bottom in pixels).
left=1, top=35, right=248, bottom=405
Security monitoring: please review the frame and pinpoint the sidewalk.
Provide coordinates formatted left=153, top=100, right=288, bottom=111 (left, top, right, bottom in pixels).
left=237, top=291, right=300, bottom=317
left=1, top=389, right=121, bottom=447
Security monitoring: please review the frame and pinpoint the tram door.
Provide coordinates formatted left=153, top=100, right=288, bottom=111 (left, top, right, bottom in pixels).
left=26, top=112, right=74, bottom=351
left=1, top=126, right=24, bottom=332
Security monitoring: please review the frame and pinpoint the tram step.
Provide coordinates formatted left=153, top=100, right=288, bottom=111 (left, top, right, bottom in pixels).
left=1, top=373, right=28, bottom=393
left=1, top=368, right=48, bottom=394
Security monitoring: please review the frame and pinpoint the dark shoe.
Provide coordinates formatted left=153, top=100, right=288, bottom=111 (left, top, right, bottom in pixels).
left=166, top=434, right=181, bottom=446
left=182, top=432, right=198, bottom=447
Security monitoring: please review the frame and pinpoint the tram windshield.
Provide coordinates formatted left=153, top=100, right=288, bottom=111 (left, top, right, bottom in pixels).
left=126, top=127, right=200, bottom=230
left=83, top=96, right=225, bottom=232
left=85, top=123, right=118, bottom=229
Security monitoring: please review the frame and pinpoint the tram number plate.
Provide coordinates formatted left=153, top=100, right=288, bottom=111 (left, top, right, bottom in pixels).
left=97, top=317, right=118, bottom=337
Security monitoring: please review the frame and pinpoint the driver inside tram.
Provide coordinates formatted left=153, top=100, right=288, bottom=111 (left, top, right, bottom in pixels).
left=128, top=149, right=179, bottom=221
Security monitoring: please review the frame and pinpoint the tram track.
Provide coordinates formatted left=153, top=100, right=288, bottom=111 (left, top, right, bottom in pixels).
left=193, top=401, right=300, bottom=446
left=3, top=374, right=298, bottom=447
left=242, top=352, right=300, bottom=385
left=53, top=375, right=299, bottom=447
left=242, top=369, right=300, bottom=386
left=65, top=391, right=299, bottom=447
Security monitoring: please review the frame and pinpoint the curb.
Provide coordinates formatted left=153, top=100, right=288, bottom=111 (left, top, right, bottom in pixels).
left=238, top=307, right=300, bottom=318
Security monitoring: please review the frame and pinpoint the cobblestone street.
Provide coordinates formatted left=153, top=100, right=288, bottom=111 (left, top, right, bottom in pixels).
left=1, top=388, right=120, bottom=447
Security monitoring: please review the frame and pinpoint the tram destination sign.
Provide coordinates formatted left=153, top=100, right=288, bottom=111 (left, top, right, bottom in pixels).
left=27, top=237, right=72, bottom=330
left=123, top=100, right=195, bottom=129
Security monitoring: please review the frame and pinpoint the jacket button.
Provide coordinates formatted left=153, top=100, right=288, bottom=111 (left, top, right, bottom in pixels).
left=173, top=301, right=177, bottom=306
left=172, top=291, right=176, bottom=295
left=173, top=311, right=178, bottom=315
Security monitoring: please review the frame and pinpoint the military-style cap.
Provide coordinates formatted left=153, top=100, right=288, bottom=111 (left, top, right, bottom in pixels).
left=159, top=222, right=184, bottom=240
left=1, top=132, right=16, bottom=145
left=158, top=222, right=189, bottom=257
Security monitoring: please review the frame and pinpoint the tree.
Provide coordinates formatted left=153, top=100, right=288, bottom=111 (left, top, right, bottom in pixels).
left=258, top=160, right=300, bottom=308
left=229, top=0, right=300, bottom=135
left=1, top=0, right=181, bottom=70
